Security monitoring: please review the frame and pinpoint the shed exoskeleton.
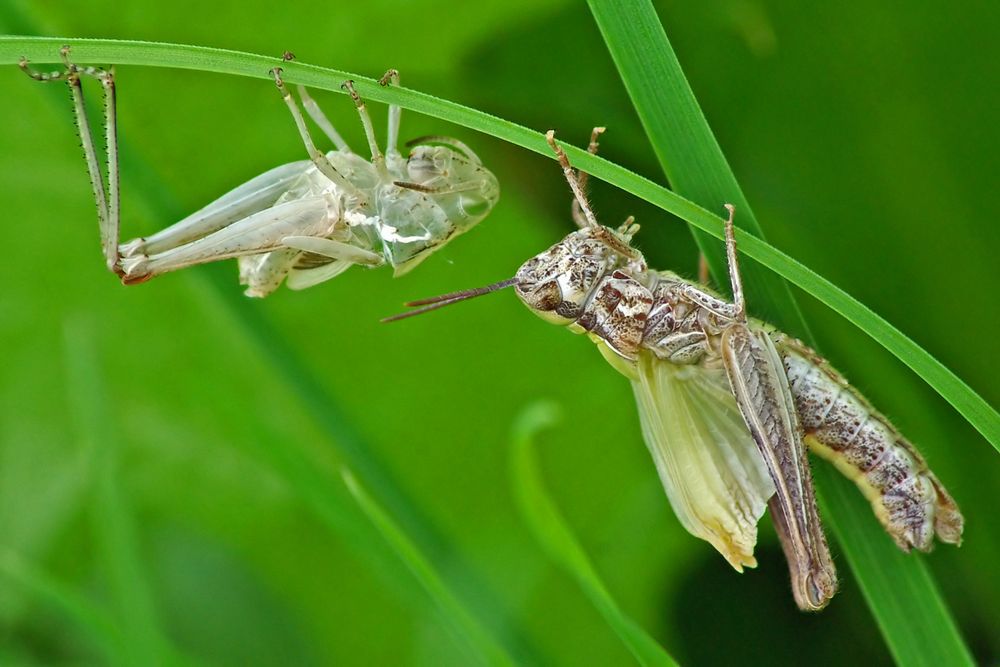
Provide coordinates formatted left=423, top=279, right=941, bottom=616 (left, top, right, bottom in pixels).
left=20, top=47, right=499, bottom=296
left=387, top=128, right=963, bottom=611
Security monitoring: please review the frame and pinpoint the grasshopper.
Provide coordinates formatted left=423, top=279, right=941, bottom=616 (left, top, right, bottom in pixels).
left=20, top=47, right=499, bottom=296
left=387, top=128, right=963, bottom=610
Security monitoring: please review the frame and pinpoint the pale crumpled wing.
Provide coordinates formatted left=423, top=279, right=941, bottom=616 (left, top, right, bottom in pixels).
left=601, top=344, right=775, bottom=571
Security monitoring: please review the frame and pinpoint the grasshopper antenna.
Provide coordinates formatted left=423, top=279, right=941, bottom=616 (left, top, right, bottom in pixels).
left=382, top=277, right=516, bottom=322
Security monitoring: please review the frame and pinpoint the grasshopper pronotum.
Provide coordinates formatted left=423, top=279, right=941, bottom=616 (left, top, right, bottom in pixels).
left=20, top=47, right=499, bottom=296
left=387, top=128, right=963, bottom=610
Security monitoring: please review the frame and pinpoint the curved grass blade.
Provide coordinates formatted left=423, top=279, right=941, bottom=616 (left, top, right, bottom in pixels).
left=813, top=464, right=973, bottom=667
left=0, top=36, right=994, bottom=453
left=510, top=402, right=679, bottom=667
left=585, top=3, right=813, bottom=344
left=63, top=320, right=173, bottom=666
left=342, top=470, right=516, bottom=667
left=585, top=2, right=975, bottom=664
left=0, top=548, right=125, bottom=663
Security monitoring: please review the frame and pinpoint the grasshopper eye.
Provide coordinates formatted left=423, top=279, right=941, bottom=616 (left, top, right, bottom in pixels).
left=406, top=146, right=452, bottom=182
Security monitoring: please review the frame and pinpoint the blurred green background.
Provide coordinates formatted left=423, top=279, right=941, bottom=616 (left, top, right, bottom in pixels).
left=1, top=1, right=998, bottom=665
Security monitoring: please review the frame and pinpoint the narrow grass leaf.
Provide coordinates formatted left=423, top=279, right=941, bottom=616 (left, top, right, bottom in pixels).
left=63, top=321, right=173, bottom=666
left=0, top=548, right=125, bottom=663
left=814, top=465, right=975, bottom=667
left=342, top=470, right=516, bottom=667
left=585, top=0, right=812, bottom=343
left=585, top=2, right=975, bottom=664
left=0, top=36, right=993, bottom=453
left=510, top=402, right=679, bottom=667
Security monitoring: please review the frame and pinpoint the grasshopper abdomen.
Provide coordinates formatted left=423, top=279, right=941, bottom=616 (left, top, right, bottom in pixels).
left=780, top=340, right=964, bottom=551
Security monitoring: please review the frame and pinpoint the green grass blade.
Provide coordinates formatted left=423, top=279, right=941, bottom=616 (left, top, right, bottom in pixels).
left=510, top=403, right=679, bottom=667
left=0, top=549, right=125, bottom=662
left=63, top=321, right=173, bottom=666
left=0, top=36, right=994, bottom=453
left=814, top=465, right=974, bottom=667
left=585, top=2, right=975, bottom=665
left=581, top=0, right=995, bottom=449
left=342, top=470, right=516, bottom=667
left=585, top=1, right=812, bottom=343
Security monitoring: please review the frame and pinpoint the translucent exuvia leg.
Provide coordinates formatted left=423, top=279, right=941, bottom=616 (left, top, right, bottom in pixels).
left=342, top=79, right=388, bottom=178
left=271, top=67, right=367, bottom=203
left=378, top=68, right=401, bottom=157
left=285, top=259, right=353, bottom=291
left=296, top=84, right=351, bottom=152
left=20, top=46, right=121, bottom=274
left=280, top=235, right=383, bottom=266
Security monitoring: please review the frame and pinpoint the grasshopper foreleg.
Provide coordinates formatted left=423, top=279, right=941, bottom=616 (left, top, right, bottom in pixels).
left=341, top=79, right=388, bottom=179
left=295, top=85, right=351, bottom=152
left=378, top=69, right=401, bottom=157
left=271, top=67, right=367, bottom=204
left=571, top=126, right=605, bottom=229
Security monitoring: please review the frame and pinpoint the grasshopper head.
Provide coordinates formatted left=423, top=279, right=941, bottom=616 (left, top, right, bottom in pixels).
left=514, top=227, right=636, bottom=325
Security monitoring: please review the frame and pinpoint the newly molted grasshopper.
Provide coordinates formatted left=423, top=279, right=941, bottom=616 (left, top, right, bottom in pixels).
left=20, top=48, right=499, bottom=296
left=387, top=128, right=963, bottom=610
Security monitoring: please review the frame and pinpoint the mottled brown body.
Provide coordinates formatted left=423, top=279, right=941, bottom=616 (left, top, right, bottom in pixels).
left=391, top=129, right=963, bottom=611
left=516, top=227, right=962, bottom=551
left=514, top=224, right=962, bottom=608
left=778, top=336, right=964, bottom=550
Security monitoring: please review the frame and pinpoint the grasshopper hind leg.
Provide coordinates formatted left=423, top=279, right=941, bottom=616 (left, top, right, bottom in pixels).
left=21, top=46, right=122, bottom=276
left=718, top=205, right=837, bottom=610
left=122, top=159, right=313, bottom=260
